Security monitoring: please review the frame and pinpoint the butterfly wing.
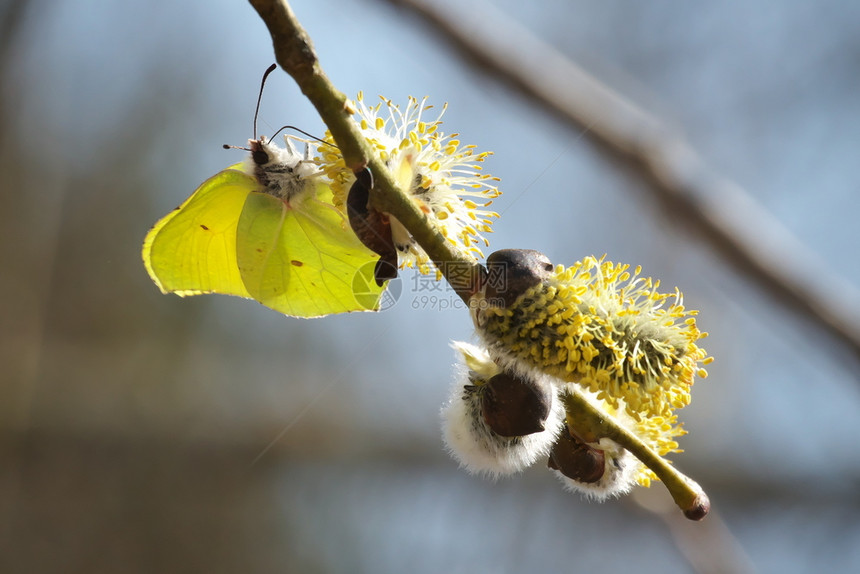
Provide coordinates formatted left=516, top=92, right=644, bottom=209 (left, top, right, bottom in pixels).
left=236, top=182, right=386, bottom=317
left=142, top=167, right=255, bottom=299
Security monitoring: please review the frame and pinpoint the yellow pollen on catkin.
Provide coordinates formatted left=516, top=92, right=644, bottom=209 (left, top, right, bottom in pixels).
left=319, top=94, right=501, bottom=277
left=479, top=256, right=711, bottom=419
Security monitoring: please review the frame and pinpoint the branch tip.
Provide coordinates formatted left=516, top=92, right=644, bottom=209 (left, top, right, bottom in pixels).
left=683, top=491, right=711, bottom=521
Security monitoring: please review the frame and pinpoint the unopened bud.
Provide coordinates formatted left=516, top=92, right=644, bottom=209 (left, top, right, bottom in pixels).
left=548, top=430, right=637, bottom=501
left=347, top=167, right=398, bottom=285
left=547, top=428, right=606, bottom=484
left=484, top=249, right=554, bottom=307
left=481, top=372, right=553, bottom=437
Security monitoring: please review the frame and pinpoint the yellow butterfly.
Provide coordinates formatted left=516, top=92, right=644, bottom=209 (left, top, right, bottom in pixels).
left=142, top=67, right=386, bottom=317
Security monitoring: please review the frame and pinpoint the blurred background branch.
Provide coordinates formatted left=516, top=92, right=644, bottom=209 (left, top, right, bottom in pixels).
left=387, top=0, right=860, bottom=367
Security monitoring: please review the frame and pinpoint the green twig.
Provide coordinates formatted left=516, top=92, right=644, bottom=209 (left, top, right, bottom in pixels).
left=248, top=0, right=481, bottom=302
left=561, top=390, right=709, bottom=520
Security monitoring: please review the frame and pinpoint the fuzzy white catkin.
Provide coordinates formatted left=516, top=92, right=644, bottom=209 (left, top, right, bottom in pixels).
left=550, top=438, right=638, bottom=501
left=441, top=342, right=564, bottom=478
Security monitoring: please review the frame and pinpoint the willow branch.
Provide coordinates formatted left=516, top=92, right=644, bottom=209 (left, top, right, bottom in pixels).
left=248, top=0, right=481, bottom=301
left=386, top=0, right=860, bottom=365
left=247, top=0, right=712, bottom=520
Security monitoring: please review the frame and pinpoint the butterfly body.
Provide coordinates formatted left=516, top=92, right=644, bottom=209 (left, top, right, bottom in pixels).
left=248, top=136, right=316, bottom=203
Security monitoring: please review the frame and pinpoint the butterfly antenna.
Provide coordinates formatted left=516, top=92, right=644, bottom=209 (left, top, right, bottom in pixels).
left=254, top=63, right=278, bottom=139
left=222, top=64, right=277, bottom=152
left=270, top=125, right=338, bottom=149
